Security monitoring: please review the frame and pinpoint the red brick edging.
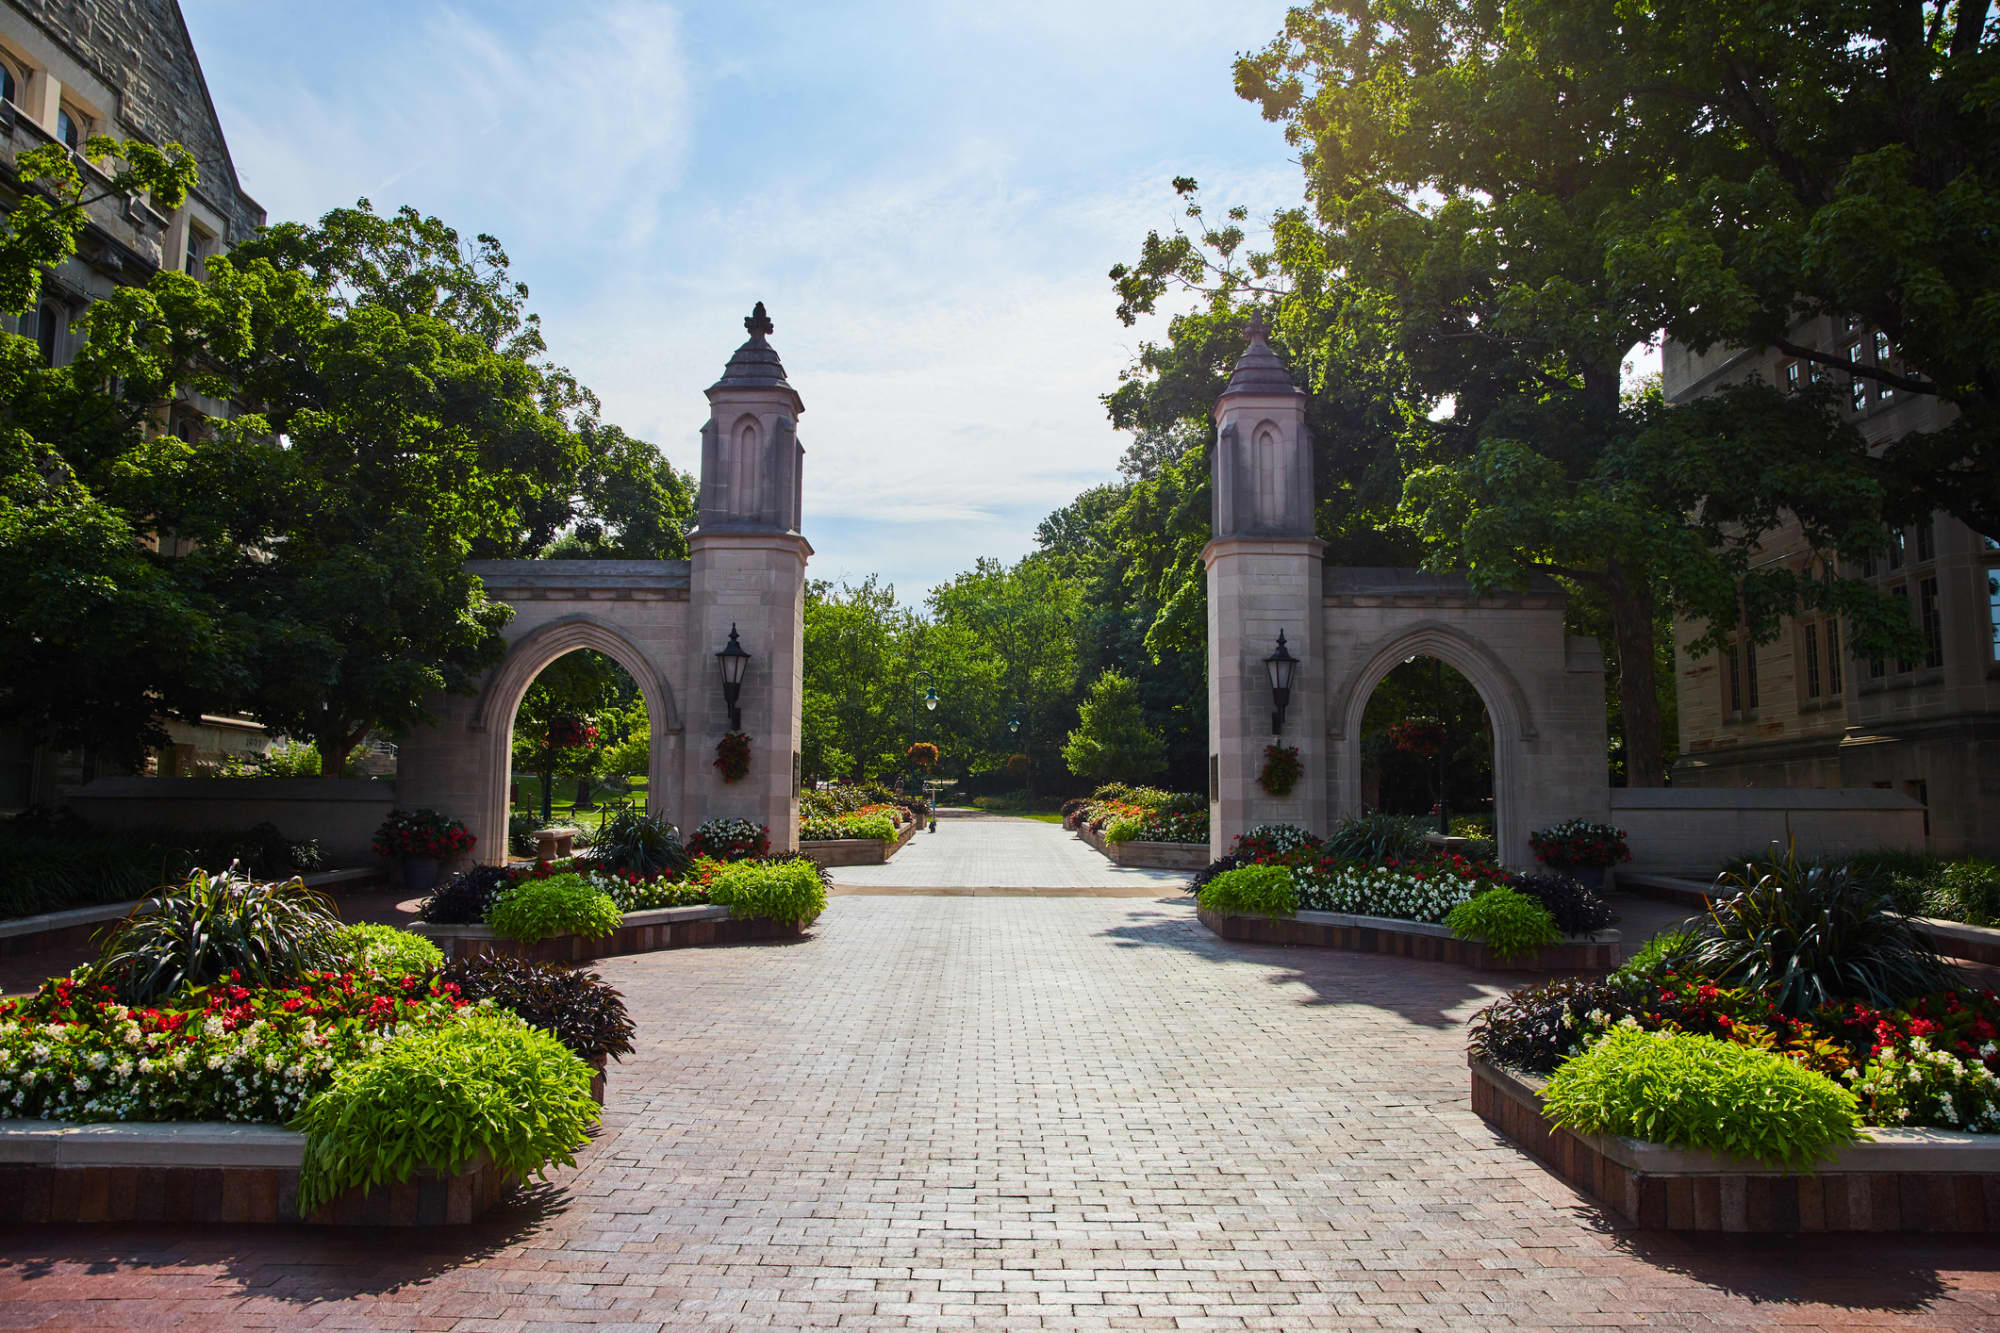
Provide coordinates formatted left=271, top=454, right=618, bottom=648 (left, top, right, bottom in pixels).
left=1470, top=1057, right=2000, bottom=1231
left=1197, top=906, right=1619, bottom=972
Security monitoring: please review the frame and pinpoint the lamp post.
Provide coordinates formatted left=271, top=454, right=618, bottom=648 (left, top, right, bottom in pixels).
left=715, top=624, right=750, bottom=731
left=1264, top=630, right=1298, bottom=735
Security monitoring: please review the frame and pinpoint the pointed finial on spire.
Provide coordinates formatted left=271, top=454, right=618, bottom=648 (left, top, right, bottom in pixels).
left=1244, top=305, right=1269, bottom=343
left=744, top=301, right=774, bottom=340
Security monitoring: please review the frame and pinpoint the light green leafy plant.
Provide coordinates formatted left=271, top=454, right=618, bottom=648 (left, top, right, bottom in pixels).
left=334, top=922, right=444, bottom=977
left=1104, top=816, right=1144, bottom=844
left=1541, top=1027, right=1861, bottom=1171
left=1445, top=887, right=1562, bottom=960
left=1196, top=864, right=1296, bottom=917
left=484, top=874, right=623, bottom=943
left=291, top=1008, right=598, bottom=1214
left=708, top=857, right=828, bottom=926
left=1612, top=927, right=1699, bottom=983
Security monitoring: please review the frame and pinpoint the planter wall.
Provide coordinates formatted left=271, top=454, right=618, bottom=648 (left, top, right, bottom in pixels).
left=63, top=776, right=398, bottom=866
left=1471, top=1057, right=2000, bottom=1232
left=1198, top=906, right=1620, bottom=973
left=1620, top=871, right=2000, bottom=968
left=1611, top=785, right=1926, bottom=877
left=1075, top=821, right=1209, bottom=871
left=2, top=868, right=387, bottom=961
left=411, top=903, right=811, bottom=963
left=800, top=816, right=919, bottom=867
left=0, top=1123, right=515, bottom=1226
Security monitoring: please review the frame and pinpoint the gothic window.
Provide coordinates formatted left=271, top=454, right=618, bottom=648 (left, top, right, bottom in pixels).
left=1254, top=425, right=1281, bottom=526
left=1875, top=332, right=1894, bottom=402
left=1803, top=623, right=1822, bottom=700
left=1919, top=577, right=1943, bottom=670
left=731, top=417, right=762, bottom=518
left=1916, top=515, right=1935, bottom=563
left=57, top=106, right=83, bottom=150
left=33, top=302, right=59, bottom=366
left=1783, top=362, right=1801, bottom=393
left=1892, top=585, right=1913, bottom=673
left=0, top=61, right=16, bottom=106
left=1847, top=341, right=1867, bottom=410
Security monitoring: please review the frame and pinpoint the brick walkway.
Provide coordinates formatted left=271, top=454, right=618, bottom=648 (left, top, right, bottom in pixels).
left=3, top=896, right=1997, bottom=1330
left=829, top=810, right=1186, bottom=891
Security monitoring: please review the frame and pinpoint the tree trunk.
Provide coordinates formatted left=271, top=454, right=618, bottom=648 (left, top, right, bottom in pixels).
left=1604, top=564, right=1667, bottom=787
left=317, top=724, right=363, bottom=778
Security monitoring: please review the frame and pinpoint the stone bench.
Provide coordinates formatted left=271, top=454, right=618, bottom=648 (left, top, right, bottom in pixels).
left=533, top=825, right=580, bottom=861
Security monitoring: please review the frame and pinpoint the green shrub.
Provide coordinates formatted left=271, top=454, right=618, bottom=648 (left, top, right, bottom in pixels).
left=708, top=858, right=828, bottom=926
left=1324, top=810, right=1431, bottom=863
left=1445, top=887, right=1562, bottom=960
left=1540, top=1027, right=1861, bottom=1170
left=0, top=812, right=324, bottom=921
left=484, top=874, right=623, bottom=943
left=256, top=738, right=326, bottom=778
left=1196, top=864, right=1296, bottom=917
left=801, top=813, right=898, bottom=842
left=440, top=955, right=635, bottom=1063
left=335, top=922, right=443, bottom=976
left=1841, top=848, right=1940, bottom=913
left=1612, top=927, right=1699, bottom=983
left=1923, top=859, right=2000, bottom=928
left=1680, top=846, right=1958, bottom=1016
left=91, top=869, right=344, bottom=1003
left=291, top=1009, right=598, bottom=1214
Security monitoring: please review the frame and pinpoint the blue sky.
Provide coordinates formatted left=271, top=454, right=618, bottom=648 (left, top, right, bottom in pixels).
left=182, top=0, right=1306, bottom=601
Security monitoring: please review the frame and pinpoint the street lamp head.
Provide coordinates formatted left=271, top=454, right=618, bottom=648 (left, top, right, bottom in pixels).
left=924, top=687, right=939, bottom=712
left=716, top=624, right=750, bottom=730
left=1008, top=712, right=1021, bottom=736
left=1265, top=629, right=1299, bottom=735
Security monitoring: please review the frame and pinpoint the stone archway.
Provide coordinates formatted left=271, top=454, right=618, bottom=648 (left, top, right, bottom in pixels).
left=1203, top=315, right=1611, bottom=867
left=1319, top=574, right=1608, bottom=867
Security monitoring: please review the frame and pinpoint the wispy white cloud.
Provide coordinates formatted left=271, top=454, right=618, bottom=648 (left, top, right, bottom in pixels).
left=187, top=0, right=1302, bottom=599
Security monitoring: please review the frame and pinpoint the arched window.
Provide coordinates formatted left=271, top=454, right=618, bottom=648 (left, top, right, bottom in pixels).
left=0, top=63, right=17, bottom=107
left=35, top=303, right=59, bottom=366
left=56, top=106, right=81, bottom=150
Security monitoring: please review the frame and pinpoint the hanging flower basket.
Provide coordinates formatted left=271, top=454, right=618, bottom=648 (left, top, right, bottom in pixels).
left=1257, top=744, right=1303, bottom=797
left=547, top=713, right=598, bottom=751
left=714, top=731, right=752, bottom=783
left=1386, top=718, right=1446, bottom=759
left=907, top=742, right=939, bottom=771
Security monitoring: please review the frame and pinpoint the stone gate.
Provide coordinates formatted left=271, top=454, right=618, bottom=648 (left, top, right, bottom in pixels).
left=396, top=305, right=810, bottom=863
left=1204, top=315, right=1610, bottom=867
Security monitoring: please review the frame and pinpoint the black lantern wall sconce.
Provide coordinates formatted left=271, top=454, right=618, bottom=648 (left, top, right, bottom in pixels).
left=1264, top=629, right=1298, bottom=735
left=716, top=624, right=751, bottom=730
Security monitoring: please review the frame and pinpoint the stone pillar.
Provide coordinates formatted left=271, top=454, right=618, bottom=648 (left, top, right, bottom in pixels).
left=683, top=304, right=810, bottom=850
left=1204, top=313, right=1327, bottom=858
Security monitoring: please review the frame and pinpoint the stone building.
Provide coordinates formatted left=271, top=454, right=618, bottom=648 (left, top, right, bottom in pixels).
left=1664, top=321, right=2000, bottom=857
left=0, top=0, right=267, bottom=804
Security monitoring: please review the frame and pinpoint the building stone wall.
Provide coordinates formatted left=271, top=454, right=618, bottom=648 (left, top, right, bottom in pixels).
left=1664, top=320, right=2000, bottom=857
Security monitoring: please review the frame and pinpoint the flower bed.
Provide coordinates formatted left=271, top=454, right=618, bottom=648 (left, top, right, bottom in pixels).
left=1063, top=784, right=1208, bottom=846
left=0, top=869, right=635, bottom=1226
left=411, top=853, right=829, bottom=961
left=1467, top=855, right=2000, bottom=1229
left=800, top=809, right=920, bottom=868
left=1188, top=820, right=1619, bottom=969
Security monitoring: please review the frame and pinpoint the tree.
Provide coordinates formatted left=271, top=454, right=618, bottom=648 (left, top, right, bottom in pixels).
left=0, top=135, right=234, bottom=763
left=1111, top=2, right=1925, bottom=784
left=509, top=650, right=624, bottom=823
left=802, top=577, right=914, bottom=781
left=1062, top=669, right=1166, bottom=784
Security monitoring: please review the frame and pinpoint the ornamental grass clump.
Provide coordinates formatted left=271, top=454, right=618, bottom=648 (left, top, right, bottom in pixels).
left=583, top=810, right=692, bottom=879
left=707, top=857, right=827, bottom=926
left=334, top=922, right=443, bottom=977
left=1446, top=887, right=1563, bottom=960
left=1680, top=845, right=1958, bottom=1017
left=291, top=1008, right=598, bottom=1214
left=1540, top=1026, right=1861, bottom=1170
left=1196, top=864, right=1296, bottom=917
left=91, top=868, right=344, bottom=1003
left=1323, top=811, right=1431, bottom=863
left=484, top=874, right=623, bottom=943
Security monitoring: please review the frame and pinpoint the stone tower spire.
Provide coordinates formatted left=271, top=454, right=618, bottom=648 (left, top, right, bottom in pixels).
left=687, top=302, right=812, bottom=847
left=1203, top=309, right=1327, bottom=854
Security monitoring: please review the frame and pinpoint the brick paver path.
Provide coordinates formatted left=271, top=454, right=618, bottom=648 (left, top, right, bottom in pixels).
left=830, top=809, right=1186, bottom=891
left=3, top=896, right=1997, bottom=1330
